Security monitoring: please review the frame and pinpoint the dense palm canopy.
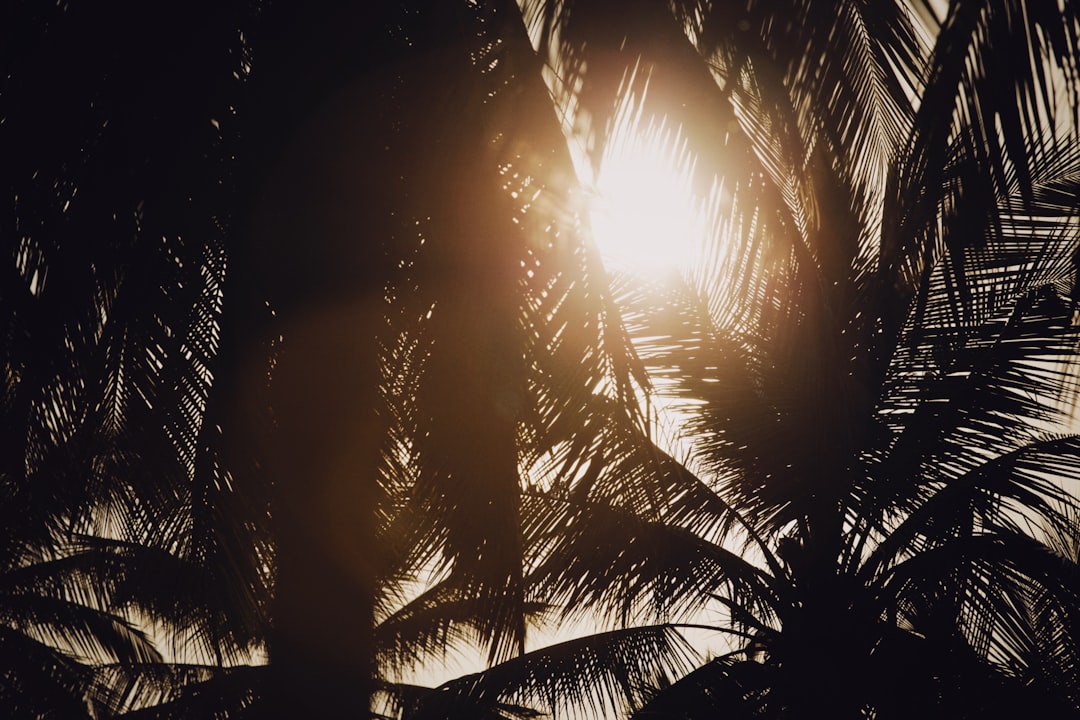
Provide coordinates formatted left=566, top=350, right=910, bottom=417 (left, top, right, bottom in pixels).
left=3, top=0, right=637, bottom=715
left=3, top=0, right=1080, bottom=718
left=403, top=0, right=1080, bottom=717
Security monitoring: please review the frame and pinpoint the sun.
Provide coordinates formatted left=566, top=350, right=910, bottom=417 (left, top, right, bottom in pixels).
left=587, top=108, right=707, bottom=277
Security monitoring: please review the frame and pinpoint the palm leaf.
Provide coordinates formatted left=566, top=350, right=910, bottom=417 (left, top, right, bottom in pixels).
left=408, top=625, right=698, bottom=720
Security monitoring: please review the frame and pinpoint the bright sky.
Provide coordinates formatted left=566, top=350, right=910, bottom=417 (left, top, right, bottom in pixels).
left=586, top=73, right=709, bottom=279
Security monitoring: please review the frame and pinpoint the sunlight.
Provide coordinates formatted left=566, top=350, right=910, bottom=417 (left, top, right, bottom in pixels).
left=588, top=81, right=708, bottom=277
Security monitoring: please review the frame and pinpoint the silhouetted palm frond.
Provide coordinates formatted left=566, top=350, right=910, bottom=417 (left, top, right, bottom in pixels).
left=405, top=625, right=697, bottom=720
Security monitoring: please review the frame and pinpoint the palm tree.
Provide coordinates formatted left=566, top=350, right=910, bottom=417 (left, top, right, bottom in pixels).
left=390, top=0, right=1080, bottom=717
left=7, top=0, right=1080, bottom=717
left=2, top=0, right=648, bottom=716
left=0, top=534, right=167, bottom=718
left=2, top=3, right=276, bottom=715
left=237, top=1, right=660, bottom=714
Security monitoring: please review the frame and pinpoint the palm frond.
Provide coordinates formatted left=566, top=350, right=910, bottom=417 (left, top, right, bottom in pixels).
left=630, top=652, right=768, bottom=720
left=526, top=490, right=779, bottom=627
left=97, top=663, right=265, bottom=719
left=0, top=591, right=161, bottom=666
left=375, top=577, right=551, bottom=679
left=409, top=625, right=698, bottom=720
left=0, top=624, right=102, bottom=719
left=859, top=434, right=1080, bottom=580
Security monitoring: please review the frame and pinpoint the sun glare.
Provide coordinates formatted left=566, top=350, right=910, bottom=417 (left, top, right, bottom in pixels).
left=588, top=94, right=708, bottom=277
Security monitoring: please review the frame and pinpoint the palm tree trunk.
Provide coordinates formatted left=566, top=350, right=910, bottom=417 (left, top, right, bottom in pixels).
left=267, top=299, right=383, bottom=718
left=238, top=5, right=401, bottom=714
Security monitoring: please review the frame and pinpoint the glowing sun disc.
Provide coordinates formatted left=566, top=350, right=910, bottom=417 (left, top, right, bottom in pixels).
left=588, top=115, right=706, bottom=276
